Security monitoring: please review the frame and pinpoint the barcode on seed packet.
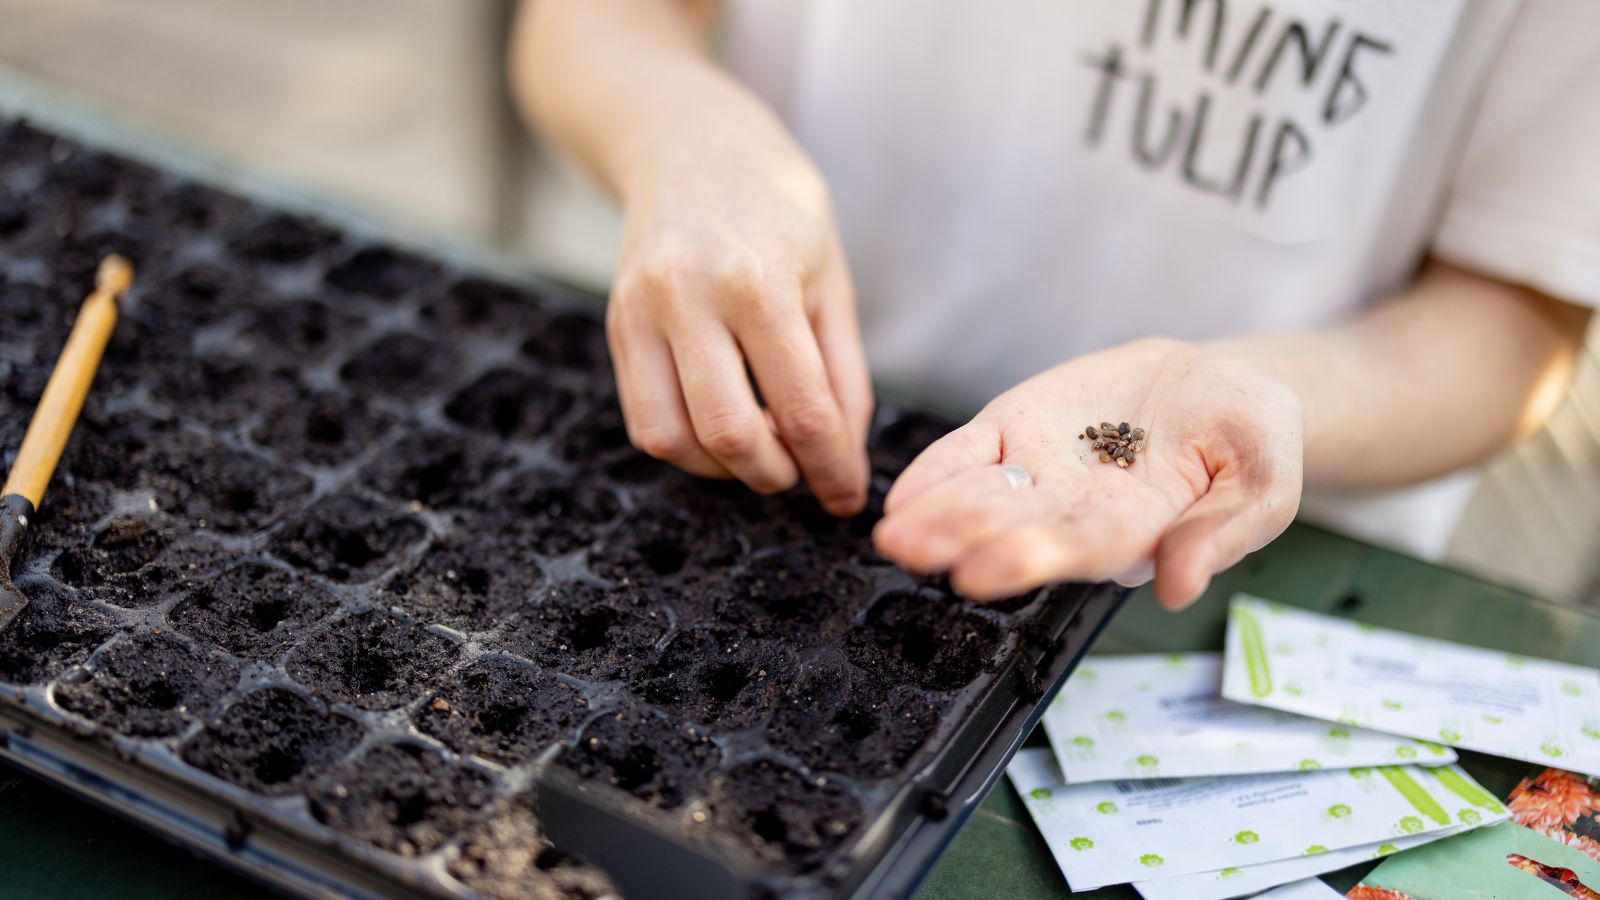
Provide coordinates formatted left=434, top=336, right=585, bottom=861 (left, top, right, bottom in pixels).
left=1114, top=778, right=1186, bottom=793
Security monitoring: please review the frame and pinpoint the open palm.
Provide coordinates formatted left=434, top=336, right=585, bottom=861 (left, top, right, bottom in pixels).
left=873, top=338, right=1304, bottom=608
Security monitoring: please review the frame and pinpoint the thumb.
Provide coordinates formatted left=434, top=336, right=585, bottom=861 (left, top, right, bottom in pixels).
left=1153, top=475, right=1296, bottom=610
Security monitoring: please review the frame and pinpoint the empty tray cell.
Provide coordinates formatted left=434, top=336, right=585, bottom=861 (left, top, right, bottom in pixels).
left=181, top=687, right=364, bottom=795
left=145, top=262, right=251, bottom=326
left=324, top=246, right=441, bottom=301
left=269, top=492, right=425, bottom=583
left=847, top=590, right=1004, bottom=692
left=556, top=702, right=720, bottom=811
left=285, top=608, right=459, bottom=711
left=496, top=581, right=668, bottom=682
left=234, top=212, right=342, bottom=267
left=419, top=276, right=541, bottom=334
left=414, top=656, right=588, bottom=766
left=702, top=759, right=863, bottom=875
left=0, top=578, right=120, bottom=685
left=632, top=624, right=793, bottom=731
left=447, top=797, right=619, bottom=900
left=53, top=631, right=238, bottom=738
left=306, top=741, right=493, bottom=857
left=520, top=309, right=610, bottom=373
left=167, top=561, right=340, bottom=659
left=765, top=658, right=939, bottom=780
left=250, top=387, right=396, bottom=469
left=444, top=368, right=577, bottom=441
left=339, top=331, right=457, bottom=399
left=361, top=429, right=514, bottom=511
left=50, top=516, right=223, bottom=609
left=382, top=535, right=544, bottom=634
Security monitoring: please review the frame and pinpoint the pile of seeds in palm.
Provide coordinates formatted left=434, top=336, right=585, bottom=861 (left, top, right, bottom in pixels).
left=1080, top=422, right=1145, bottom=468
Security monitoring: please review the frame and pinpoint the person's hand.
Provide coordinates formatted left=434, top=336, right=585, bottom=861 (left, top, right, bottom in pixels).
left=872, top=339, right=1304, bottom=608
left=605, top=131, right=872, bottom=515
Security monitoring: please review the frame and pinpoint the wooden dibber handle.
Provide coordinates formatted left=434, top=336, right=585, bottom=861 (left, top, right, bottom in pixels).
left=2, top=255, right=132, bottom=507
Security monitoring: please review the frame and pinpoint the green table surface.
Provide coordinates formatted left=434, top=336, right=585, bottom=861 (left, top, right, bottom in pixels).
left=4, top=522, right=1597, bottom=899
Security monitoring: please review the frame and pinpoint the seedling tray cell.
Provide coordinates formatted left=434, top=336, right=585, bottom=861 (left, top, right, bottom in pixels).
left=0, top=118, right=1124, bottom=899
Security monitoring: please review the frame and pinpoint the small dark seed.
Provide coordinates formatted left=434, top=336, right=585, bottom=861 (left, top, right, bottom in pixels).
left=1119, top=422, right=1131, bottom=435
left=1129, top=440, right=1144, bottom=454
left=1131, top=427, right=1146, bottom=441
left=1116, top=457, right=1130, bottom=468
left=1098, top=451, right=1112, bottom=463
left=1109, top=445, right=1124, bottom=459
left=1085, top=426, right=1100, bottom=440
left=1101, top=422, right=1117, bottom=434
left=1124, top=454, right=1136, bottom=466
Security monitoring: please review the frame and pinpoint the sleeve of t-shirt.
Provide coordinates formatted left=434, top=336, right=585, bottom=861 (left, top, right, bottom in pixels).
left=1432, top=0, right=1600, bottom=308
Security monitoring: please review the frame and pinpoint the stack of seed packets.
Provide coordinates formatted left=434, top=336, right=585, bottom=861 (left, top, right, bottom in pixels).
left=1221, top=594, right=1600, bottom=778
left=1040, top=653, right=1457, bottom=782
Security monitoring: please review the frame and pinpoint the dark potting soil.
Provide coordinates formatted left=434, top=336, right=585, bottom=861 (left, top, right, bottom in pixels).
left=0, top=118, right=1073, bottom=896
left=53, top=630, right=238, bottom=738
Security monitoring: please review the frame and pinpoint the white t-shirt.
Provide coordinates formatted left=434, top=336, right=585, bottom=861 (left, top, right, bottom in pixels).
left=720, top=0, right=1600, bottom=558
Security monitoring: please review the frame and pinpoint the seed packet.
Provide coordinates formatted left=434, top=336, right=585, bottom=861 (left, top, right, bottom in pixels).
left=1006, top=747, right=1502, bottom=890
left=1043, top=653, right=1456, bottom=782
left=1257, top=879, right=1346, bottom=898
left=1221, top=595, right=1600, bottom=778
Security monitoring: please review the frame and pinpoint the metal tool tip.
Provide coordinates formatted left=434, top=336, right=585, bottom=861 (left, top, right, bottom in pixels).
left=96, top=254, right=135, bottom=296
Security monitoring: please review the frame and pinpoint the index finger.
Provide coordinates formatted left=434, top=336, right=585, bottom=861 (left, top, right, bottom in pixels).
left=738, top=299, right=868, bottom=516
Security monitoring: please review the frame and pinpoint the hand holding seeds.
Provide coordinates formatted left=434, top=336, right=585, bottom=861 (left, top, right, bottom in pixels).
left=872, top=338, right=1304, bottom=609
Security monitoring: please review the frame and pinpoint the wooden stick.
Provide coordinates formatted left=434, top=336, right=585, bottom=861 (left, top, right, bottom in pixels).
left=2, top=255, right=132, bottom=507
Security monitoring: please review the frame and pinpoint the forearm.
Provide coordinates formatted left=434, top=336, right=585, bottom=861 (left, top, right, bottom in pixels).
left=1218, top=259, right=1591, bottom=490
left=509, top=0, right=805, bottom=205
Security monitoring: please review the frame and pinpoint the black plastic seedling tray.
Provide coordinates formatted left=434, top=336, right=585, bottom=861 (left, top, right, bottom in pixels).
left=0, top=118, right=1125, bottom=899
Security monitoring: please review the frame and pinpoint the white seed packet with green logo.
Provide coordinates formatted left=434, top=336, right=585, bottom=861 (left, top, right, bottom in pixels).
left=1248, top=879, right=1345, bottom=898
left=1131, top=825, right=1483, bottom=899
left=1221, top=595, right=1600, bottom=778
left=1042, top=653, right=1456, bottom=782
left=1005, top=747, right=1502, bottom=890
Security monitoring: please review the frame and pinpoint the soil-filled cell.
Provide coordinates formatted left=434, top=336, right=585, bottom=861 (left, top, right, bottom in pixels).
left=0, top=579, right=120, bottom=685
left=167, top=561, right=339, bottom=658
left=702, top=759, right=863, bottom=874
left=846, top=591, right=1003, bottom=692
left=148, top=354, right=303, bottom=427
left=765, top=659, right=939, bottom=780
left=235, top=213, right=342, bottom=267
left=152, top=442, right=314, bottom=534
left=269, top=493, right=425, bottom=583
left=285, top=608, right=458, bottom=710
left=631, top=624, right=792, bottom=731
left=53, top=631, right=237, bottom=738
left=251, top=387, right=396, bottom=469
left=182, top=687, right=364, bottom=795
left=519, top=309, right=609, bottom=372
left=447, top=798, right=618, bottom=900
left=708, top=548, right=876, bottom=644
left=475, top=477, right=622, bottom=558
left=587, top=502, right=740, bottom=584
left=360, top=429, right=513, bottom=510
left=414, top=656, right=587, bottom=765
left=444, top=368, right=577, bottom=440
left=324, top=246, right=441, bottom=301
left=419, top=276, right=542, bottom=334
left=307, top=741, right=493, bottom=856
left=235, top=298, right=361, bottom=365
left=50, top=516, right=224, bottom=609
left=338, top=331, right=457, bottom=399
left=496, top=581, right=668, bottom=682
left=556, top=703, right=719, bottom=811
left=382, top=534, right=543, bottom=633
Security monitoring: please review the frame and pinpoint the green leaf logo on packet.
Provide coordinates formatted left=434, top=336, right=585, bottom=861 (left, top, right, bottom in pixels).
left=1069, top=837, right=1094, bottom=851
left=1303, top=845, right=1328, bottom=856
left=1102, top=709, right=1127, bottom=723
left=1373, top=843, right=1400, bottom=858
left=1393, top=745, right=1418, bottom=760
left=1350, top=767, right=1373, bottom=779
left=1029, top=788, right=1052, bottom=801
left=1219, top=868, right=1242, bottom=879
left=1231, top=830, right=1260, bottom=845
left=1327, top=727, right=1351, bottom=740
left=1437, top=728, right=1462, bottom=743
left=1581, top=725, right=1600, bottom=740
left=1458, top=809, right=1482, bottom=825
left=1072, top=735, right=1095, bottom=748
left=1396, top=816, right=1425, bottom=835
left=1541, top=743, right=1565, bottom=758
left=1297, top=759, right=1322, bottom=771
left=1327, top=804, right=1353, bottom=819
left=1132, top=754, right=1159, bottom=771
left=1095, top=801, right=1118, bottom=815
left=1138, top=853, right=1164, bottom=868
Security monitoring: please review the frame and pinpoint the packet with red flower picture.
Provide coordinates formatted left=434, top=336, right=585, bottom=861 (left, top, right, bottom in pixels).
left=1350, top=768, right=1600, bottom=899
